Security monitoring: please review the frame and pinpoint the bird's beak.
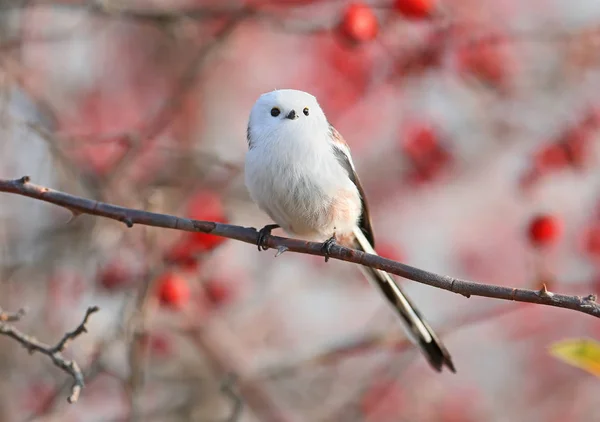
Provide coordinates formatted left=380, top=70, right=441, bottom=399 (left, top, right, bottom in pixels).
left=286, top=110, right=298, bottom=120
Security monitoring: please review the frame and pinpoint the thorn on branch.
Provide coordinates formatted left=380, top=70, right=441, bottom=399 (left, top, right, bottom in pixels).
left=275, top=245, right=288, bottom=257
left=123, top=217, right=134, bottom=228
left=537, top=283, right=555, bottom=298
left=584, top=294, right=597, bottom=303
left=66, top=209, right=82, bottom=224
left=19, top=175, right=30, bottom=184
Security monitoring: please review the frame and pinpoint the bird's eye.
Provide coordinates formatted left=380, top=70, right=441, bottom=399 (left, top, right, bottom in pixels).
left=270, top=107, right=281, bottom=117
left=303, top=107, right=309, bottom=116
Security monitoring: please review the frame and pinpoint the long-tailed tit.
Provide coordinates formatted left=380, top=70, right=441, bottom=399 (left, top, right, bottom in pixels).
left=245, top=89, right=454, bottom=372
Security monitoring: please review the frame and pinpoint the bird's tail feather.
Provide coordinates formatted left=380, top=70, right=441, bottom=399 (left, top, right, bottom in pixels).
left=353, top=227, right=455, bottom=373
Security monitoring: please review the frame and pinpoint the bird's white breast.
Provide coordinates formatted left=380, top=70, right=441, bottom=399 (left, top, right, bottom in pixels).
left=245, top=128, right=361, bottom=241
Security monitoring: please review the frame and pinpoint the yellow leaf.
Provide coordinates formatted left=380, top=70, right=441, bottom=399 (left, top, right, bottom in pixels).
left=549, top=338, right=600, bottom=377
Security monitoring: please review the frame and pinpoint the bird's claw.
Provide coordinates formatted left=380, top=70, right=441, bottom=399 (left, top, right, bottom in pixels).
left=256, top=224, right=280, bottom=251
left=321, top=235, right=337, bottom=262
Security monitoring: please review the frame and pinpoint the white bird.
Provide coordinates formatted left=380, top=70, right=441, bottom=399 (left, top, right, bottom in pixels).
left=245, top=89, right=454, bottom=372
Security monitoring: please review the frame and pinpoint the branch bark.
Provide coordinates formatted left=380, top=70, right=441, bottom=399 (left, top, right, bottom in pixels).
left=1, top=176, right=599, bottom=319
left=0, top=305, right=99, bottom=403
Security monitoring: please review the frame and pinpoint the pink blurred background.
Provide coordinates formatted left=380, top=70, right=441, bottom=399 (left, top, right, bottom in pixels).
left=1, top=0, right=600, bottom=421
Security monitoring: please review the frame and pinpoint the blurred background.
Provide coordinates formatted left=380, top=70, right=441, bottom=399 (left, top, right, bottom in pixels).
left=1, top=0, right=600, bottom=421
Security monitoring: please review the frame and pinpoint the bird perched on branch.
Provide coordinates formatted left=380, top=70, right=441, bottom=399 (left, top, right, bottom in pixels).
left=244, top=89, right=454, bottom=373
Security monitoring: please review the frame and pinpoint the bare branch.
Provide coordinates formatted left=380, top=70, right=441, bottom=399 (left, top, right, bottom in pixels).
left=1, top=176, right=599, bottom=319
left=0, top=305, right=100, bottom=403
left=0, top=307, right=26, bottom=322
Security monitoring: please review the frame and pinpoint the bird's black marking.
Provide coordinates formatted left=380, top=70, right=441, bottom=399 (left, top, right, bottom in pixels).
left=329, top=125, right=375, bottom=247
left=247, top=123, right=252, bottom=149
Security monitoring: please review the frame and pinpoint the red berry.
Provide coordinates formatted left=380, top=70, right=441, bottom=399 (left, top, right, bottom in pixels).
left=533, top=143, right=569, bottom=173
left=186, top=190, right=228, bottom=251
left=340, top=3, right=379, bottom=43
left=394, top=0, right=434, bottom=19
left=156, top=272, right=190, bottom=309
left=527, top=214, right=562, bottom=247
left=401, top=123, right=439, bottom=161
left=456, top=34, right=511, bottom=90
left=98, top=259, right=136, bottom=290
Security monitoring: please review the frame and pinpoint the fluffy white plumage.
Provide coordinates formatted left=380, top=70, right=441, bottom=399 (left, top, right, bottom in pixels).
left=245, top=89, right=360, bottom=242
left=244, top=89, right=455, bottom=373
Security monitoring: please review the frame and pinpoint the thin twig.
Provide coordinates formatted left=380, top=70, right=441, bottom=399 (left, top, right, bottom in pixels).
left=0, top=305, right=100, bottom=403
left=1, top=176, right=599, bottom=318
left=0, top=307, right=26, bottom=322
left=221, top=373, right=243, bottom=422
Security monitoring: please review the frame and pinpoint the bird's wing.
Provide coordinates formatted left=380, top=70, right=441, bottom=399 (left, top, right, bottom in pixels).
left=328, top=124, right=375, bottom=247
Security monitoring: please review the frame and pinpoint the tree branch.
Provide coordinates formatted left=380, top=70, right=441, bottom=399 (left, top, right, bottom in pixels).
left=0, top=305, right=100, bottom=403
left=1, top=176, right=599, bottom=319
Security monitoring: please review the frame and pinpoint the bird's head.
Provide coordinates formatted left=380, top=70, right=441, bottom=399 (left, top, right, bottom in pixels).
left=247, top=89, right=329, bottom=148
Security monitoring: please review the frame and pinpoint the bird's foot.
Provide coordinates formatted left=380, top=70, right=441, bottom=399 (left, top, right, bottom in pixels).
left=321, top=235, right=337, bottom=262
left=256, top=224, right=280, bottom=251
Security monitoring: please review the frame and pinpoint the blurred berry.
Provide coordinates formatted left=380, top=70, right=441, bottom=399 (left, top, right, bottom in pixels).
left=394, top=0, right=434, bottom=19
left=139, top=332, right=172, bottom=358
left=340, top=3, right=379, bottom=43
left=164, top=237, right=202, bottom=271
left=402, top=123, right=439, bottom=162
left=312, top=38, right=374, bottom=123
left=401, top=122, right=452, bottom=184
left=186, top=190, right=228, bottom=252
left=205, top=279, right=234, bottom=306
left=456, top=33, right=512, bottom=91
left=527, top=214, right=562, bottom=247
left=533, top=143, right=570, bottom=173
left=97, top=258, right=137, bottom=291
left=157, top=272, right=190, bottom=309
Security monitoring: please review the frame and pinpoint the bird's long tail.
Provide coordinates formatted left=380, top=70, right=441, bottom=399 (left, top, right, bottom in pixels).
left=353, top=227, right=455, bottom=373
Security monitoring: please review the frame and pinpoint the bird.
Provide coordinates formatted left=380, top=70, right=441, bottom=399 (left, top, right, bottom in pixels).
left=244, top=89, right=455, bottom=373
